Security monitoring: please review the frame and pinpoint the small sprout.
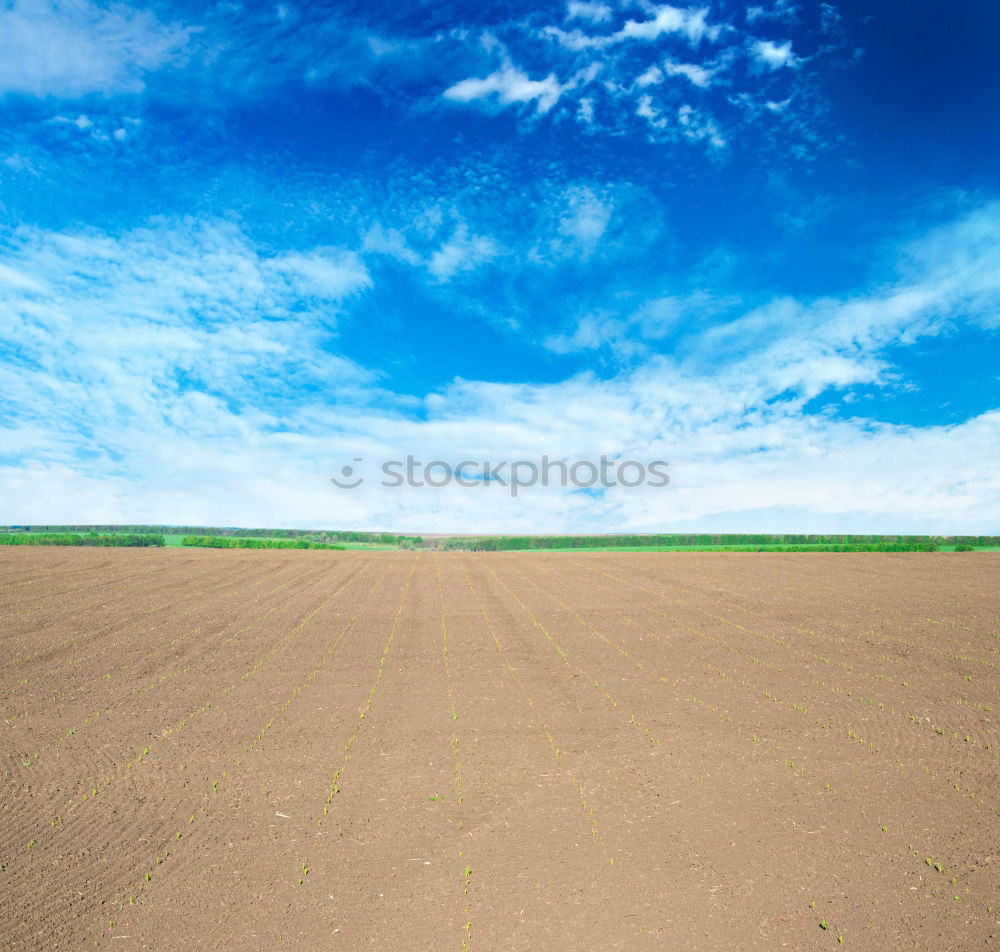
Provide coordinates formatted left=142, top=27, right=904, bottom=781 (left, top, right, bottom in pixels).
left=819, top=920, right=829, bottom=930
left=809, top=901, right=816, bottom=909
left=145, top=872, right=152, bottom=882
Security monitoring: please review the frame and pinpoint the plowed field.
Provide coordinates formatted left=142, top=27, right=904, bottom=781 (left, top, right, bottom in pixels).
left=2, top=548, right=999, bottom=950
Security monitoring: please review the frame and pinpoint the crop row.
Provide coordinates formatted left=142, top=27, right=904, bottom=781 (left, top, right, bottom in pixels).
left=485, top=560, right=987, bottom=927
left=6, top=562, right=372, bottom=870
left=95, top=564, right=385, bottom=942
left=437, top=562, right=475, bottom=951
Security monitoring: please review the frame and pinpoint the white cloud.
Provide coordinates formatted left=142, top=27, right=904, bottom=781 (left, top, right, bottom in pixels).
left=443, top=64, right=566, bottom=114
left=636, top=65, right=663, bottom=87
left=566, top=1, right=612, bottom=24
left=0, top=219, right=374, bottom=423
left=2, top=152, right=38, bottom=173
left=443, top=58, right=601, bottom=116
left=820, top=3, right=843, bottom=34
left=558, top=187, right=613, bottom=256
left=750, top=39, right=799, bottom=70
left=48, top=113, right=93, bottom=129
left=663, top=59, right=715, bottom=87
left=272, top=250, right=371, bottom=299
left=636, top=93, right=668, bottom=129
left=0, top=0, right=191, bottom=97
left=42, top=111, right=142, bottom=146
left=677, top=104, right=726, bottom=147
left=427, top=224, right=500, bottom=281
left=746, top=0, right=798, bottom=24
left=362, top=224, right=421, bottom=266
left=3, top=205, right=999, bottom=533
left=0, top=261, right=46, bottom=292
left=615, top=5, right=721, bottom=45
left=544, top=4, right=724, bottom=50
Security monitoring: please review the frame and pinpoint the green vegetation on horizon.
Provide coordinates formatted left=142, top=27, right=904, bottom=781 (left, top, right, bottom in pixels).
left=0, top=532, right=165, bottom=547
left=11, top=524, right=423, bottom=546
left=180, top=535, right=345, bottom=550
left=3, top=526, right=998, bottom=553
left=440, top=533, right=1000, bottom=552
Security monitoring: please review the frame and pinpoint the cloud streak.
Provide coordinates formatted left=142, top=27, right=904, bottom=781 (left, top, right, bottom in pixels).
left=2, top=201, right=998, bottom=531
left=0, top=0, right=191, bottom=97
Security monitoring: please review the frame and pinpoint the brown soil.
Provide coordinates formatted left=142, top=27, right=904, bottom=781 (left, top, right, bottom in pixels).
left=2, top=548, right=998, bottom=951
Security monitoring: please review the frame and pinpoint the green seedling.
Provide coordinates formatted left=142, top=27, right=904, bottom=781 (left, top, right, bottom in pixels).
left=819, top=920, right=829, bottom=930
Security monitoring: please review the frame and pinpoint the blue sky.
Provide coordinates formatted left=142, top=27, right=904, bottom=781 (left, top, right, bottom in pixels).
left=1, top=0, right=998, bottom=532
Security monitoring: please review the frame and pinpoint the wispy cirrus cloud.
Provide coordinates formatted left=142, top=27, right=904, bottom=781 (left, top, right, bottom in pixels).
left=443, top=63, right=568, bottom=115
left=0, top=0, right=191, bottom=97
left=1, top=198, right=999, bottom=531
left=0, top=0, right=845, bottom=166
left=566, top=1, right=612, bottom=25
left=543, top=4, right=725, bottom=51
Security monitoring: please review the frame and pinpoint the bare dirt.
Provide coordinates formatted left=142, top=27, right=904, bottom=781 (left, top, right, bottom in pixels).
left=2, top=548, right=998, bottom=951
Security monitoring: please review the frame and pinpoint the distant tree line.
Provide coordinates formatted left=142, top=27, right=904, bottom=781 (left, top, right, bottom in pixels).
left=441, top=534, right=947, bottom=552
left=0, top=532, right=165, bottom=547
left=14, top=525, right=422, bottom=545
left=180, top=536, right=345, bottom=550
